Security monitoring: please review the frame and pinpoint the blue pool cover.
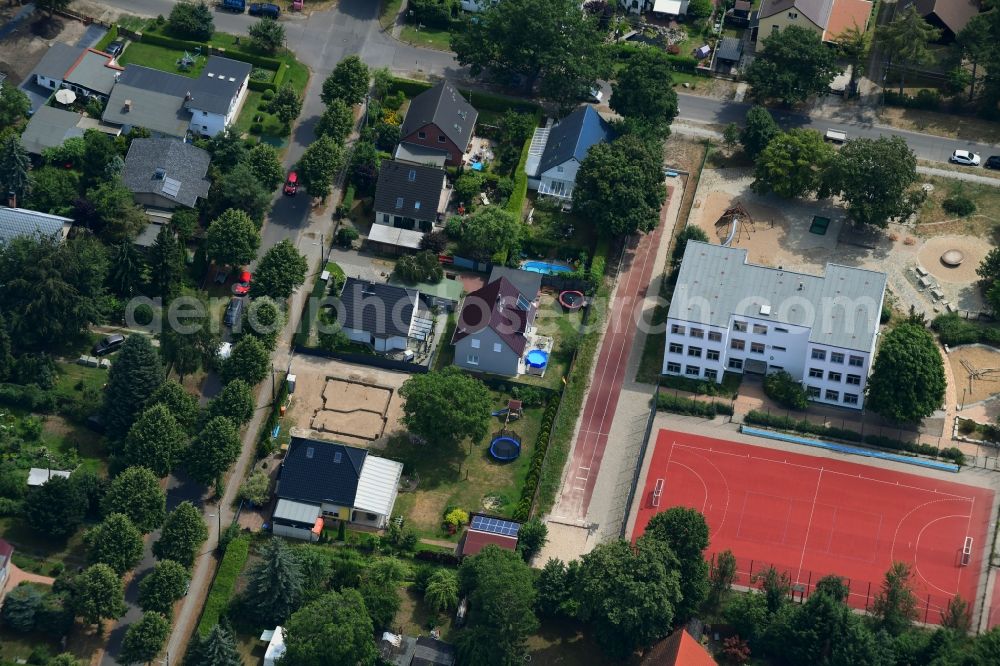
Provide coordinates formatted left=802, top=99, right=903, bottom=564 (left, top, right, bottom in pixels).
left=521, top=260, right=572, bottom=275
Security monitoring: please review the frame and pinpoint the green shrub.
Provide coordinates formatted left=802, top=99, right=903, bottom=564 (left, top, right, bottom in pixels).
left=338, top=184, right=355, bottom=216
left=942, top=195, right=976, bottom=217
left=505, top=138, right=531, bottom=216
left=197, top=534, right=249, bottom=636
left=336, top=227, right=359, bottom=247
left=250, top=122, right=263, bottom=135
left=133, top=304, right=155, bottom=326
left=931, top=314, right=999, bottom=347
left=763, top=371, right=809, bottom=410
left=656, top=392, right=733, bottom=417
left=262, top=88, right=275, bottom=101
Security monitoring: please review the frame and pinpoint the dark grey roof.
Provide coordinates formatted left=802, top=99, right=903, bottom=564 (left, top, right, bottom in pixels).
left=35, top=43, right=82, bottom=81
left=374, top=160, right=446, bottom=222
left=122, top=138, right=211, bottom=208
left=117, top=64, right=191, bottom=98
left=188, top=56, right=251, bottom=115
left=401, top=80, right=477, bottom=150
left=338, top=277, right=418, bottom=339
left=64, top=49, right=122, bottom=95
left=538, top=105, right=613, bottom=175
left=489, top=266, right=541, bottom=300
left=412, top=637, right=456, bottom=666
left=20, top=106, right=85, bottom=155
left=0, top=207, right=72, bottom=246
left=276, top=437, right=367, bottom=507
left=103, top=79, right=191, bottom=138
left=717, top=36, right=744, bottom=62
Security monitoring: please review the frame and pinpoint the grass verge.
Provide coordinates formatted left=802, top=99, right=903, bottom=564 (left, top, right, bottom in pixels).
left=399, top=25, right=454, bottom=51
left=197, top=535, right=250, bottom=636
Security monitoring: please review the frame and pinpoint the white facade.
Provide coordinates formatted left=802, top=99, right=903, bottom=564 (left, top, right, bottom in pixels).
left=35, top=73, right=62, bottom=90
left=536, top=158, right=580, bottom=200
left=188, top=78, right=247, bottom=137
left=343, top=326, right=410, bottom=353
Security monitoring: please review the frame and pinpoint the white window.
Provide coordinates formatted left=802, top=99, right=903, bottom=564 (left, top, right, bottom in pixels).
left=667, top=362, right=681, bottom=373
left=750, top=342, right=765, bottom=354
left=706, top=349, right=720, bottom=361
left=669, top=342, right=683, bottom=354
left=844, top=393, right=859, bottom=405
left=733, top=321, right=747, bottom=332
left=828, top=371, right=842, bottom=382
left=825, top=389, right=839, bottom=401
left=470, top=339, right=481, bottom=349
left=846, top=374, right=861, bottom=386
left=808, top=368, right=823, bottom=378
left=811, top=349, right=826, bottom=361
left=493, top=343, right=502, bottom=353
left=708, top=331, right=722, bottom=342
left=467, top=354, right=479, bottom=366
left=671, top=324, right=685, bottom=335
left=728, top=358, right=744, bottom=370
left=704, top=369, right=718, bottom=381
left=688, top=346, right=702, bottom=357
left=772, top=345, right=786, bottom=352
left=849, top=355, right=864, bottom=367
left=685, top=365, right=700, bottom=376
left=807, top=386, right=820, bottom=398
left=690, top=328, right=704, bottom=339
left=731, top=339, right=745, bottom=351
left=831, top=352, right=844, bottom=364
left=775, top=327, right=789, bottom=333
left=753, top=324, right=767, bottom=335
left=789, top=11, right=798, bottom=19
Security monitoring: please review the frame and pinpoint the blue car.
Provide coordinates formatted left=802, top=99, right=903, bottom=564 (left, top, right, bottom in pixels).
left=248, top=2, right=280, bottom=18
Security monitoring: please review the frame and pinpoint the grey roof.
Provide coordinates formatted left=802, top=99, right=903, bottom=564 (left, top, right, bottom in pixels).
left=538, top=105, right=613, bottom=175
left=394, top=142, right=448, bottom=168
left=35, top=42, right=82, bottom=81
left=374, top=160, right=446, bottom=222
left=122, top=138, right=211, bottom=208
left=20, top=106, right=85, bottom=155
left=717, top=36, right=744, bottom=61
left=188, top=56, right=251, bottom=115
left=902, top=0, right=981, bottom=35
left=401, top=80, right=478, bottom=150
left=276, top=437, right=367, bottom=508
left=338, top=277, right=418, bottom=339
left=412, top=637, right=457, bottom=666
left=0, top=207, right=72, bottom=246
left=759, top=0, right=834, bottom=25
left=273, top=498, right=322, bottom=525
left=669, top=241, right=886, bottom=352
left=63, top=49, right=122, bottom=95
left=489, top=266, right=541, bottom=300
left=103, top=81, right=191, bottom=138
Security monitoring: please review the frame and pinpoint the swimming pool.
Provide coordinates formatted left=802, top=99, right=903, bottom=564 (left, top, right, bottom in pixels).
left=521, top=260, right=572, bottom=275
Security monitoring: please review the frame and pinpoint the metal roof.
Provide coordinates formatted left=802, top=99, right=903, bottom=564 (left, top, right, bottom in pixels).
left=538, top=105, right=613, bottom=176
left=373, top=160, right=447, bottom=222
left=367, top=223, right=425, bottom=250
left=27, top=468, right=72, bottom=486
left=272, top=498, right=321, bottom=525
left=338, top=277, right=419, bottom=339
left=668, top=241, right=886, bottom=352
left=0, top=207, right=72, bottom=246
left=354, top=456, right=403, bottom=516
left=716, top=36, right=744, bottom=62
left=401, top=80, right=478, bottom=151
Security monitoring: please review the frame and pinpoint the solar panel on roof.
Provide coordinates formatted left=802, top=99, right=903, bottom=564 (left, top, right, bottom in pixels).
left=470, top=515, right=520, bottom=537
left=161, top=177, right=181, bottom=198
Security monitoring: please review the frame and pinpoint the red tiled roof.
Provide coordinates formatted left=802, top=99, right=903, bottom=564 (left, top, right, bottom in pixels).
left=452, top=276, right=534, bottom=356
left=825, top=0, right=874, bottom=41
left=642, top=629, right=718, bottom=666
left=0, top=537, right=13, bottom=562
left=460, top=529, right=518, bottom=556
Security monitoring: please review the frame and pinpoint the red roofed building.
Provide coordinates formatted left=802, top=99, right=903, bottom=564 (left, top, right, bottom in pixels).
left=0, top=538, right=13, bottom=593
left=642, top=629, right=718, bottom=666
left=459, top=514, right=521, bottom=557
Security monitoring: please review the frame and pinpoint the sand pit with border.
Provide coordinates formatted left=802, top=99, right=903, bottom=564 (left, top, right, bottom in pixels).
left=916, top=235, right=987, bottom=285
left=949, top=344, right=1000, bottom=405
left=322, top=379, right=391, bottom=413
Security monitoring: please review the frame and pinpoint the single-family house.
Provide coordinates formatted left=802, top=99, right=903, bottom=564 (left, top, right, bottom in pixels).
left=273, top=437, right=403, bottom=539
left=34, top=43, right=83, bottom=91
left=374, top=160, right=450, bottom=234
left=103, top=56, right=251, bottom=138
left=641, top=629, right=718, bottom=666
left=397, top=80, right=478, bottom=167
left=62, top=48, right=123, bottom=99
left=122, top=138, right=211, bottom=210
left=459, top=514, right=521, bottom=557
left=487, top=266, right=542, bottom=302
left=336, top=277, right=433, bottom=353
left=755, top=0, right=874, bottom=50
left=0, top=538, right=12, bottom=594
left=897, top=0, right=982, bottom=43
left=0, top=206, right=73, bottom=246
left=20, top=106, right=122, bottom=156
left=452, top=276, right=538, bottom=376
left=381, top=634, right=457, bottom=666
left=525, top=105, right=613, bottom=201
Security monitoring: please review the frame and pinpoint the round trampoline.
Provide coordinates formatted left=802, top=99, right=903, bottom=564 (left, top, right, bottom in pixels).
left=525, top=349, right=549, bottom=371
left=559, top=290, right=585, bottom=311
left=489, top=435, right=521, bottom=461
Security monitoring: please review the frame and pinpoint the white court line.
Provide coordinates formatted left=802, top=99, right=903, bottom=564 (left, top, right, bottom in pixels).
left=890, top=498, right=974, bottom=573
left=670, top=462, right=709, bottom=515
left=912, top=513, right=973, bottom=598
left=671, top=440, right=732, bottom=539
left=795, top=467, right=824, bottom=584
left=958, top=497, right=975, bottom=591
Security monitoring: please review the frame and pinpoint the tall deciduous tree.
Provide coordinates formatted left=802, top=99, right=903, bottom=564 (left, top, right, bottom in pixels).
left=85, top=177, right=148, bottom=242
left=0, top=82, right=31, bottom=127
left=185, top=416, right=241, bottom=487
left=740, top=106, right=781, bottom=159
left=866, top=323, right=946, bottom=422
left=120, top=611, right=170, bottom=665
left=424, top=569, right=459, bottom=614
left=86, top=513, right=144, bottom=575
left=166, top=0, right=214, bottom=40
left=746, top=26, right=839, bottom=105
left=871, top=561, right=918, bottom=636
left=822, top=136, right=917, bottom=228
left=709, top=549, right=737, bottom=608
left=147, top=380, right=201, bottom=434
left=122, top=404, right=188, bottom=477
left=23, top=475, right=85, bottom=539
left=266, top=84, right=302, bottom=128
left=243, top=143, right=284, bottom=191
left=457, top=207, right=522, bottom=263
left=153, top=501, right=208, bottom=567
left=207, top=379, right=255, bottom=427
left=940, top=594, right=972, bottom=633
left=283, top=589, right=377, bottom=666
left=104, top=466, right=167, bottom=533
left=219, top=335, right=270, bottom=386
left=752, top=129, right=834, bottom=199
left=72, top=564, right=126, bottom=627
left=248, top=17, right=285, bottom=54
left=243, top=537, right=304, bottom=625
left=316, top=98, right=355, bottom=143
left=0, top=133, right=32, bottom=203
left=321, top=55, right=371, bottom=106
left=205, top=208, right=261, bottom=268
left=297, top=135, right=345, bottom=202
left=516, top=518, right=548, bottom=562
left=399, top=367, right=492, bottom=446
left=213, top=163, right=272, bottom=225
left=250, top=239, right=308, bottom=300
left=452, top=0, right=605, bottom=105
left=642, top=507, right=710, bottom=621
left=26, top=166, right=80, bottom=216
left=835, top=24, right=871, bottom=93
left=879, top=5, right=941, bottom=94
left=138, top=560, right=190, bottom=616
left=573, top=135, right=666, bottom=236
left=103, top=335, right=165, bottom=441
left=610, top=47, right=678, bottom=134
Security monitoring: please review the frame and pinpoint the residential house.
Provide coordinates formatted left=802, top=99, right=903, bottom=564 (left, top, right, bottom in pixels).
left=487, top=266, right=542, bottom=302
left=452, top=275, right=538, bottom=376
left=397, top=80, right=478, bottom=167
left=641, top=629, right=718, bottom=666
left=381, top=635, right=457, bottom=666
left=898, top=0, right=982, bottom=43
left=62, top=48, right=123, bottom=99
left=459, top=514, right=521, bottom=557
left=122, top=138, right=211, bottom=210
left=525, top=105, right=613, bottom=202
left=34, top=43, right=83, bottom=91
left=663, top=241, right=886, bottom=410
left=336, top=277, right=433, bottom=353
left=20, top=106, right=122, bottom=156
left=0, top=538, right=11, bottom=594
left=755, top=0, right=874, bottom=50
left=373, top=160, right=450, bottom=234
left=0, top=206, right=73, bottom=246
left=103, top=56, right=251, bottom=138
left=272, top=437, right=403, bottom=539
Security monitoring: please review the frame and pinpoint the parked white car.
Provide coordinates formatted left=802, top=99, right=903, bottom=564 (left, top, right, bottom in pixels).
left=950, top=150, right=981, bottom=166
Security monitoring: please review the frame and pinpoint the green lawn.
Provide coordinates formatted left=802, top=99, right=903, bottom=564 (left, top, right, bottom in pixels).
left=118, top=41, right=205, bottom=78
left=517, top=293, right=582, bottom=391
left=0, top=516, right=89, bottom=575
left=384, top=391, right=548, bottom=539
left=399, top=25, right=454, bottom=51
left=234, top=91, right=289, bottom=142
left=379, top=0, right=405, bottom=30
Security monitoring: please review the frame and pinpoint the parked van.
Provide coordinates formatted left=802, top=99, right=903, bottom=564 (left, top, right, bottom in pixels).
left=224, top=297, right=244, bottom=328
left=824, top=129, right=847, bottom=144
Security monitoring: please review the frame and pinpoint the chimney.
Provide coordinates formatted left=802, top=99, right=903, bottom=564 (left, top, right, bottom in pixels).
left=6, top=192, right=16, bottom=209
left=123, top=99, right=132, bottom=112
left=185, top=91, right=192, bottom=102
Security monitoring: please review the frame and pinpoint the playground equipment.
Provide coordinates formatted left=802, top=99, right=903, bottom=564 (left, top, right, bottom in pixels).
left=489, top=431, right=522, bottom=461
left=715, top=201, right=755, bottom=246
left=491, top=400, right=523, bottom=421
left=961, top=359, right=1000, bottom=394
left=559, top=290, right=585, bottom=311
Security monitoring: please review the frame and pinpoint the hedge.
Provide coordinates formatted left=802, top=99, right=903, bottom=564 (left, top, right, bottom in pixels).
left=611, top=42, right=703, bottom=75
left=138, top=30, right=207, bottom=52
left=387, top=77, right=542, bottom=117
left=588, top=236, right=609, bottom=294
left=932, top=314, right=1000, bottom=347
left=513, top=398, right=560, bottom=521
left=257, top=373, right=289, bottom=458
left=656, top=392, right=733, bottom=418
left=505, top=137, right=531, bottom=216
left=0, top=383, right=57, bottom=412
left=94, top=25, right=119, bottom=52
left=388, top=77, right=434, bottom=98
left=744, top=410, right=964, bottom=465
left=197, top=534, right=250, bottom=636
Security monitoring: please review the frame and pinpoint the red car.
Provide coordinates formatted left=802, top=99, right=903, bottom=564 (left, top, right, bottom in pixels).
left=283, top=171, right=298, bottom=195
left=232, top=270, right=252, bottom=296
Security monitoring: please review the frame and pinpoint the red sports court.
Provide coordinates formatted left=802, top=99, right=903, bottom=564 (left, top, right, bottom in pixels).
left=633, top=430, right=995, bottom=624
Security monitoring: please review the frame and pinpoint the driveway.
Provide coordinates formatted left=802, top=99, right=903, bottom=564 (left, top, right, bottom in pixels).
left=0, top=563, right=55, bottom=605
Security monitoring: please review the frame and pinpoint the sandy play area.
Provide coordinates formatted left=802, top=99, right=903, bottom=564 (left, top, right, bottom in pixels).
left=949, top=345, right=1000, bottom=406
left=916, top=235, right=988, bottom=285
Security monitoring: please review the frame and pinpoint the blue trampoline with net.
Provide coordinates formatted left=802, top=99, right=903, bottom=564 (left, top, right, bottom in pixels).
left=489, top=432, right=522, bottom=461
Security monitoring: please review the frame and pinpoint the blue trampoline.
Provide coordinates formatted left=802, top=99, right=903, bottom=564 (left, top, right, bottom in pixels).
left=489, top=434, right=521, bottom=461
